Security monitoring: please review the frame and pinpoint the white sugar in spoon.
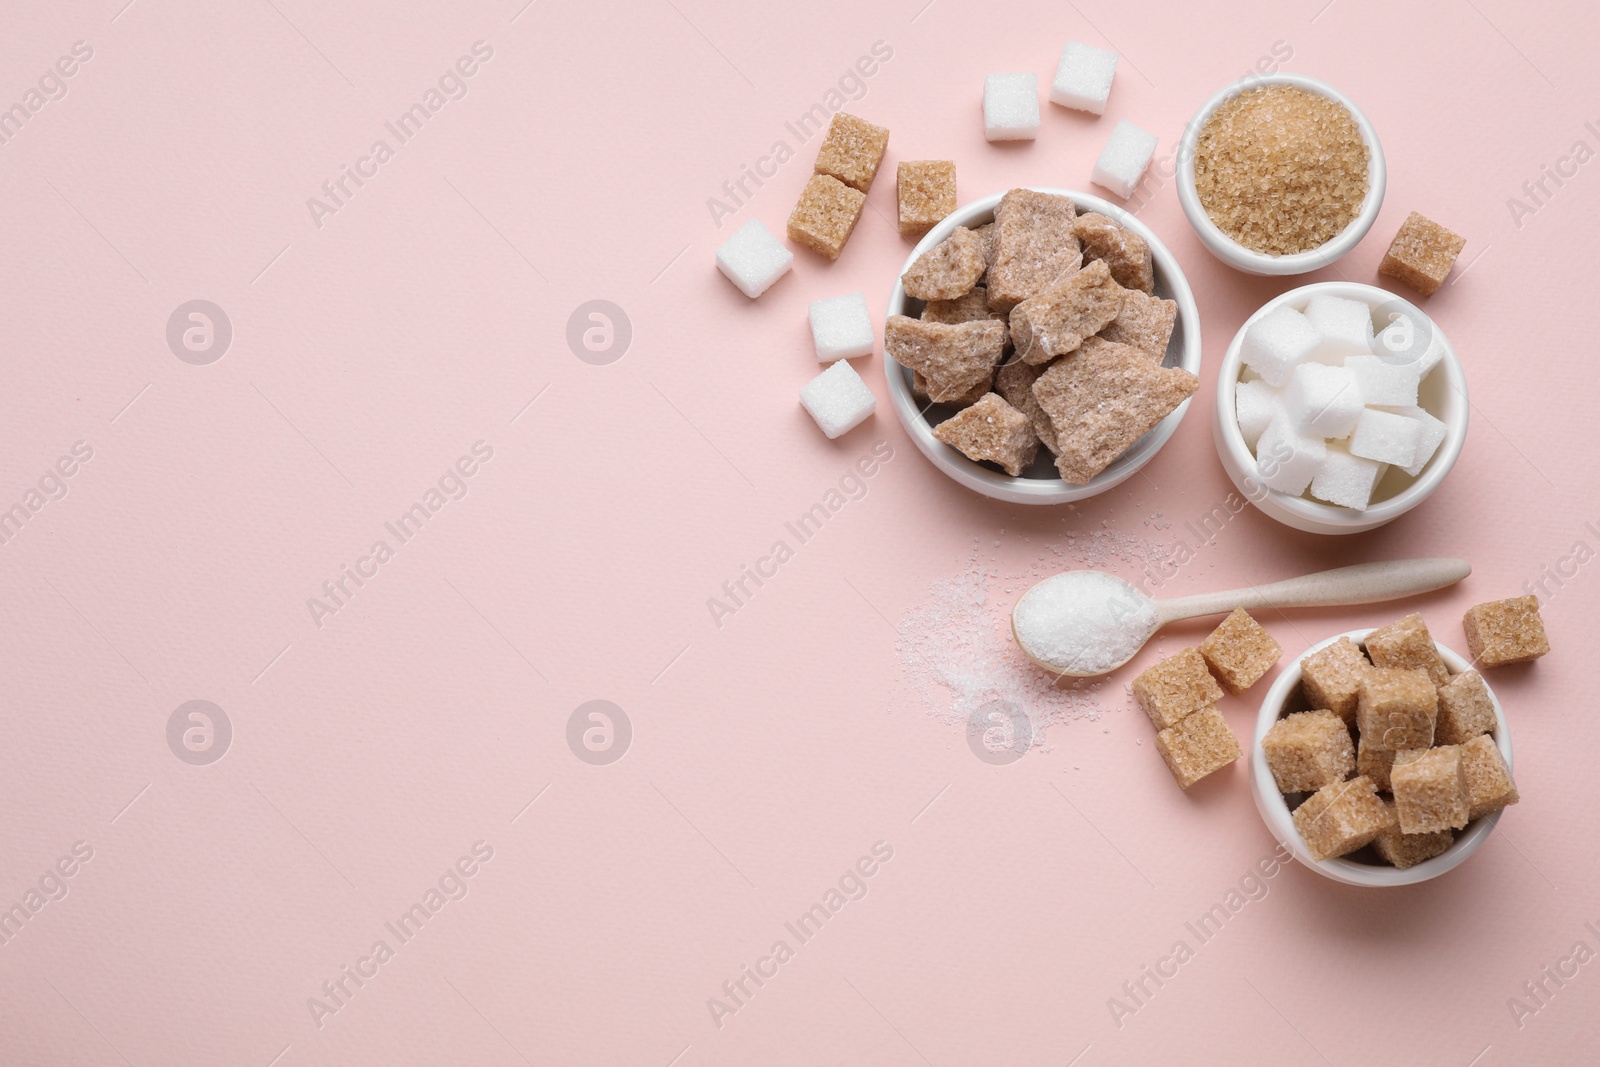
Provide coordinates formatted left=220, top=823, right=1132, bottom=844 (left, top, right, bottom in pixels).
left=1011, top=558, right=1471, bottom=677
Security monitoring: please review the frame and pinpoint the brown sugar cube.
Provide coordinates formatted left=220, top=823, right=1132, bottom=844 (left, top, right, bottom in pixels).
left=986, top=189, right=1082, bottom=312
left=1198, top=608, right=1281, bottom=692
left=1436, top=670, right=1497, bottom=745
left=1355, top=668, right=1437, bottom=751
left=1357, top=737, right=1398, bottom=792
left=1391, top=746, right=1470, bottom=833
left=1154, top=705, right=1241, bottom=790
left=1031, top=338, right=1199, bottom=484
left=1075, top=211, right=1154, bottom=293
left=901, top=227, right=988, bottom=301
left=1292, top=776, right=1395, bottom=861
left=1009, top=259, right=1124, bottom=364
left=814, top=112, right=889, bottom=193
left=932, top=393, right=1039, bottom=476
left=1300, top=636, right=1372, bottom=723
left=896, top=160, right=956, bottom=237
left=787, top=174, right=865, bottom=260
left=1373, top=802, right=1454, bottom=869
left=1132, top=647, right=1223, bottom=730
left=1463, top=596, right=1549, bottom=668
left=911, top=370, right=989, bottom=407
left=1365, top=613, right=1450, bottom=687
left=1460, top=734, right=1519, bottom=820
left=1099, top=289, right=1178, bottom=361
left=1262, top=709, right=1355, bottom=794
left=1378, top=211, right=1466, bottom=297
left=994, top=358, right=1059, bottom=454
left=885, top=316, right=1006, bottom=404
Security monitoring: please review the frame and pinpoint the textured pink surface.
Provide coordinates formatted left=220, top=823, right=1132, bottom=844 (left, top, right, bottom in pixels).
left=1, top=1, right=1595, bottom=1064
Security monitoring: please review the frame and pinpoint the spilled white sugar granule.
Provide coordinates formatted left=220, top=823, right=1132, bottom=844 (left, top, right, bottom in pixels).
left=894, top=529, right=1174, bottom=755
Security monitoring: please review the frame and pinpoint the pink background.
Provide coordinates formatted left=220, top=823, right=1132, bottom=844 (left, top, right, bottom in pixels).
left=1, top=0, right=1595, bottom=1063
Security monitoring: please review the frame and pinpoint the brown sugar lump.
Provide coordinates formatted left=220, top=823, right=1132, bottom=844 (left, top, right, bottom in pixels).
left=1132, top=647, right=1224, bottom=730
left=922, top=287, right=993, bottom=326
left=1355, top=668, right=1437, bottom=751
left=1199, top=608, right=1281, bottom=692
left=932, top=393, right=1040, bottom=476
left=1391, top=746, right=1470, bottom=833
left=1300, top=636, right=1372, bottom=723
left=896, top=160, right=956, bottom=237
left=985, top=189, right=1082, bottom=312
left=1463, top=596, right=1549, bottom=668
left=885, top=316, right=1006, bottom=404
left=1292, top=776, right=1395, bottom=861
left=813, top=112, right=889, bottom=193
left=1032, top=338, right=1200, bottom=484
left=974, top=222, right=995, bottom=268
left=1436, top=670, right=1497, bottom=746
left=1357, top=737, right=1398, bottom=792
left=1373, top=806, right=1454, bottom=869
left=901, top=227, right=988, bottom=301
left=1154, top=705, right=1242, bottom=790
left=787, top=174, right=865, bottom=260
left=1099, top=289, right=1178, bottom=361
left=1193, top=85, right=1369, bottom=256
left=1459, top=735, right=1519, bottom=820
left=1262, top=710, right=1355, bottom=794
left=994, top=358, right=1059, bottom=454
left=1074, top=212, right=1154, bottom=293
left=1009, top=260, right=1124, bottom=364
left=1379, top=212, right=1466, bottom=297
left=1365, top=613, right=1450, bottom=688
left=911, top=370, right=989, bottom=407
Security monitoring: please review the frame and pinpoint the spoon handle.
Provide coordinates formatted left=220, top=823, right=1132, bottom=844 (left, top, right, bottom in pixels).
left=1154, top=558, right=1471, bottom=625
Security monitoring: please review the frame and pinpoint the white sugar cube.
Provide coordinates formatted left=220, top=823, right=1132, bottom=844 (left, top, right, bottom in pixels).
left=1091, top=120, right=1158, bottom=198
left=1303, top=294, right=1375, bottom=361
left=1050, top=41, right=1118, bottom=115
left=1349, top=408, right=1422, bottom=467
left=1240, top=304, right=1321, bottom=387
left=808, top=292, right=874, bottom=362
left=716, top=219, right=793, bottom=299
left=1285, top=362, right=1363, bottom=438
left=1379, top=405, right=1448, bottom=477
left=1310, top=443, right=1385, bottom=511
left=984, top=73, right=1040, bottom=141
left=1254, top=413, right=1327, bottom=496
left=1375, top=314, right=1446, bottom=379
left=1235, top=379, right=1283, bottom=449
left=800, top=359, right=876, bottom=439
left=1344, top=354, right=1420, bottom=408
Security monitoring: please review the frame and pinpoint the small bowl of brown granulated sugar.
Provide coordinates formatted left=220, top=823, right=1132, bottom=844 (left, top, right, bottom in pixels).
left=1177, top=74, right=1385, bottom=275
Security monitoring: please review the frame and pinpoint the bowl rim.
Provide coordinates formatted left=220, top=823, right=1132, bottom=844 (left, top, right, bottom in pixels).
left=1249, top=628, right=1513, bottom=887
left=1214, top=281, right=1469, bottom=531
left=1175, top=72, right=1387, bottom=276
left=883, top=186, right=1201, bottom=506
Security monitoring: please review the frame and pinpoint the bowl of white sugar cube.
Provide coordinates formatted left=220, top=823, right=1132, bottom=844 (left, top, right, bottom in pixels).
left=1213, top=283, right=1467, bottom=534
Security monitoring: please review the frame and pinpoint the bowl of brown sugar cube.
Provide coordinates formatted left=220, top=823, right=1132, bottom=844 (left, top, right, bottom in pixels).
left=883, top=187, right=1202, bottom=505
left=1250, top=606, right=1536, bottom=887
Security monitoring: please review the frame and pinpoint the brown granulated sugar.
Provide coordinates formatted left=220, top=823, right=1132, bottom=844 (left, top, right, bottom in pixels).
left=1194, top=85, right=1369, bottom=256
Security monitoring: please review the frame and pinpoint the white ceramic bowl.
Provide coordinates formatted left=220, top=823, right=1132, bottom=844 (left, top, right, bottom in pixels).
left=1251, top=629, right=1514, bottom=887
left=1176, top=73, right=1386, bottom=275
left=884, top=188, right=1201, bottom=505
left=1213, top=282, right=1468, bottom=535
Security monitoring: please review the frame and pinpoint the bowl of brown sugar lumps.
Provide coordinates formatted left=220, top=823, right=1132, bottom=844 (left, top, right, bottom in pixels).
left=1177, top=74, right=1386, bottom=275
